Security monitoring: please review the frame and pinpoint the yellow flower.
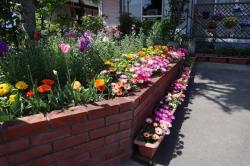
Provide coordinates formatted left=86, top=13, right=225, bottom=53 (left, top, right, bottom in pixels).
left=126, top=54, right=133, bottom=59
left=15, top=81, right=28, bottom=90
left=0, top=83, right=11, bottom=96
left=104, top=60, right=113, bottom=66
left=71, top=81, right=82, bottom=90
left=9, top=94, right=17, bottom=104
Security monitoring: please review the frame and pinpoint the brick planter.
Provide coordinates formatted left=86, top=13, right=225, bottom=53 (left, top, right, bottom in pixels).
left=228, top=58, right=249, bottom=64
left=209, top=57, right=227, bottom=63
left=0, top=61, right=183, bottom=166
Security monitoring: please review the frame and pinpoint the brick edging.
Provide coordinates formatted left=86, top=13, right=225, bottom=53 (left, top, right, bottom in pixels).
left=0, top=61, right=184, bottom=166
left=195, top=54, right=250, bottom=65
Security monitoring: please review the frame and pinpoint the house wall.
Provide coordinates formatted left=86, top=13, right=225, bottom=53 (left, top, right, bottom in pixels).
left=102, top=0, right=120, bottom=26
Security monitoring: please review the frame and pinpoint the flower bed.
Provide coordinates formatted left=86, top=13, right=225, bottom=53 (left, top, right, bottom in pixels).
left=0, top=60, right=184, bottom=166
left=0, top=37, right=187, bottom=122
left=134, top=64, right=192, bottom=159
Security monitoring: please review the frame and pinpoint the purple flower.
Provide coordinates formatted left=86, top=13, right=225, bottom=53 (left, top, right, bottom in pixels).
left=0, top=41, right=9, bottom=56
left=77, top=32, right=92, bottom=52
left=65, top=31, right=75, bottom=38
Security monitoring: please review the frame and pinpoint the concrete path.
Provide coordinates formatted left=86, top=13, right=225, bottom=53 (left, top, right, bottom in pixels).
left=121, top=62, right=250, bottom=166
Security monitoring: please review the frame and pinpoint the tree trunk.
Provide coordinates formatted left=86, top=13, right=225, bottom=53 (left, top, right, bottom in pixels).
left=20, top=0, right=36, bottom=39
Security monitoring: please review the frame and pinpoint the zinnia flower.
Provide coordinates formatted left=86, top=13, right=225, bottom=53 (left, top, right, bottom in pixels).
left=59, top=43, right=71, bottom=54
left=26, top=90, right=34, bottom=97
left=9, top=94, right=17, bottom=104
left=143, top=132, right=151, bottom=138
left=116, top=89, right=123, bottom=96
left=42, top=79, right=55, bottom=86
left=115, top=82, right=123, bottom=88
left=152, top=134, right=160, bottom=141
left=123, top=83, right=131, bottom=90
left=0, top=83, right=11, bottom=96
left=94, top=79, right=105, bottom=92
left=37, top=84, right=52, bottom=93
left=155, top=127, right=163, bottom=135
left=15, top=81, right=28, bottom=90
left=72, top=81, right=81, bottom=90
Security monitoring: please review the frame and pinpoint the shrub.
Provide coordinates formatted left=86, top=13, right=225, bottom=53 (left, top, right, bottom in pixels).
left=79, top=15, right=104, bottom=33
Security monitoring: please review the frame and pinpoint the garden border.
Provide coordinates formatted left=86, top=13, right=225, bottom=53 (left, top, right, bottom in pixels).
left=196, top=54, right=250, bottom=64
left=0, top=61, right=184, bottom=166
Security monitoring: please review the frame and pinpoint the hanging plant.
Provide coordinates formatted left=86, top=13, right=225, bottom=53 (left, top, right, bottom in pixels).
left=207, top=20, right=217, bottom=29
left=224, top=17, right=238, bottom=29
left=202, top=11, right=210, bottom=19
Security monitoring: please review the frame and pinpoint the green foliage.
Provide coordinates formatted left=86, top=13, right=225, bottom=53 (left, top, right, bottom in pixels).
left=79, top=15, right=104, bottom=33
left=118, top=13, right=135, bottom=35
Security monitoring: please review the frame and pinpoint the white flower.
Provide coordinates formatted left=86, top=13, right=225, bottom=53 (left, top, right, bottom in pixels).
left=53, top=70, right=58, bottom=76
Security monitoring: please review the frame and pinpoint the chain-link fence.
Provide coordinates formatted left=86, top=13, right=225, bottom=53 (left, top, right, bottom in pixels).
left=193, top=2, right=250, bottom=39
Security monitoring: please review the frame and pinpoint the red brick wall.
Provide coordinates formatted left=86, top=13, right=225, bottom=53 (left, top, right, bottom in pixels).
left=0, top=61, right=183, bottom=166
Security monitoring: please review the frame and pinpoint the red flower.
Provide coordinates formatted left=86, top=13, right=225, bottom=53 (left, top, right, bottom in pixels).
left=42, top=79, right=55, bottom=86
left=34, top=31, right=41, bottom=41
left=26, top=90, right=34, bottom=97
left=37, top=84, right=52, bottom=93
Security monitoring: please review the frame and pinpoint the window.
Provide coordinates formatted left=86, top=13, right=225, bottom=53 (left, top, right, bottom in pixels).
left=142, top=0, right=163, bottom=20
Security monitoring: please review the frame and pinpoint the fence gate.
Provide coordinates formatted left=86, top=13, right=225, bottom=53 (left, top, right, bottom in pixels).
left=193, top=2, right=250, bottom=39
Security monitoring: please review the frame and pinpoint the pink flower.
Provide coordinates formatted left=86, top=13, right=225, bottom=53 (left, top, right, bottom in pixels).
left=60, top=43, right=71, bottom=54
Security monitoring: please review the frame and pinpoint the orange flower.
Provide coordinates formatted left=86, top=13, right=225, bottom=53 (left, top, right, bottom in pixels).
left=138, top=51, right=146, bottom=56
left=37, top=84, right=52, bottom=93
left=42, top=79, right=55, bottom=86
left=94, top=79, right=105, bottom=92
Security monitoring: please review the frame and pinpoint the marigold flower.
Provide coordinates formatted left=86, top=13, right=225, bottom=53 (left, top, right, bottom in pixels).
left=138, top=51, right=146, bottom=56
left=9, top=94, right=17, bottom=104
left=0, top=83, right=10, bottom=96
left=37, top=84, right=52, bottom=93
left=26, top=90, right=34, bottom=97
left=42, top=79, right=55, bottom=86
left=15, top=81, right=28, bottom=90
left=72, top=81, right=82, bottom=90
left=94, top=79, right=105, bottom=92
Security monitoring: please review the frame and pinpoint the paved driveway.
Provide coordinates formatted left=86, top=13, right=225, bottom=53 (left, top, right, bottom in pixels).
left=121, top=62, right=250, bottom=166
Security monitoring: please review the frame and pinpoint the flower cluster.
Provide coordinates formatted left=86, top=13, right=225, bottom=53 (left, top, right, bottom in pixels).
left=78, top=31, right=92, bottom=52
left=98, top=26, right=122, bottom=41
left=95, top=45, right=187, bottom=97
left=137, top=66, right=192, bottom=144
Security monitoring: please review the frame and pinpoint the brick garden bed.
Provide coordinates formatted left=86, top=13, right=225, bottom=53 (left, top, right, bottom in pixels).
left=196, top=54, right=250, bottom=64
left=0, top=61, right=183, bottom=166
